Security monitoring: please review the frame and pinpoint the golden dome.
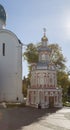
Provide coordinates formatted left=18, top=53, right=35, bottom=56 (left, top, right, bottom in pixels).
left=41, top=28, right=48, bottom=42
left=41, top=35, right=48, bottom=41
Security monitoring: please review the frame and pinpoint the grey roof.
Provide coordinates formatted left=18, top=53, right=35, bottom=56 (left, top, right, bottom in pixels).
left=0, top=4, right=6, bottom=24
left=37, top=61, right=50, bottom=67
left=36, top=61, right=56, bottom=70
left=38, top=46, right=51, bottom=52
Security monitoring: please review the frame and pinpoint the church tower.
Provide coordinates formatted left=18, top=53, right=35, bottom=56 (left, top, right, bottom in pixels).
left=26, top=29, right=62, bottom=108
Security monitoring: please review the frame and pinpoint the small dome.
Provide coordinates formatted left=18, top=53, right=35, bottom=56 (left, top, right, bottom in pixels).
left=41, top=28, right=48, bottom=42
left=41, top=35, right=48, bottom=42
left=0, top=4, right=6, bottom=24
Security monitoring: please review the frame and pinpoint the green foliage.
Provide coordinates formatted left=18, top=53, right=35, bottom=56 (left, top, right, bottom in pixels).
left=48, top=44, right=66, bottom=70
left=67, top=86, right=70, bottom=95
left=23, top=43, right=38, bottom=64
left=6, top=103, right=25, bottom=108
left=23, top=43, right=66, bottom=71
left=22, top=76, right=30, bottom=97
left=63, top=102, right=70, bottom=107
left=57, top=71, right=69, bottom=87
left=67, top=84, right=70, bottom=102
left=57, top=71, right=70, bottom=102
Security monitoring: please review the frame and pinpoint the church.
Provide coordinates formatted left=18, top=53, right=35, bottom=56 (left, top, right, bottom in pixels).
left=0, top=5, right=23, bottom=102
left=26, top=29, right=62, bottom=108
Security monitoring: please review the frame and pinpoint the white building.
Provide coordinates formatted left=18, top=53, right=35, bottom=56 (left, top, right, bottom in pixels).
left=0, top=5, right=23, bottom=102
left=26, top=30, right=62, bottom=108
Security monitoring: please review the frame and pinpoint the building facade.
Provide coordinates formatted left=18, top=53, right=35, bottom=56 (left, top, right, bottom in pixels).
left=0, top=5, right=23, bottom=102
left=26, top=30, right=62, bottom=108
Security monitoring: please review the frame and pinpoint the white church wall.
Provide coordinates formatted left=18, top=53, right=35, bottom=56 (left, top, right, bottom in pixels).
left=0, top=30, right=23, bottom=102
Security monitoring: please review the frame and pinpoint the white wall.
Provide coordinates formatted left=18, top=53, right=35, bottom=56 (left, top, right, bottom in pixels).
left=0, top=29, right=23, bottom=102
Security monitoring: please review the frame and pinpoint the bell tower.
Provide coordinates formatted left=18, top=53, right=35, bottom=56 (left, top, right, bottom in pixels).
left=27, top=29, right=62, bottom=108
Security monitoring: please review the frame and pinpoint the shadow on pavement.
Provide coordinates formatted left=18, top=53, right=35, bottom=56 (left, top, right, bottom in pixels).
left=0, top=106, right=61, bottom=130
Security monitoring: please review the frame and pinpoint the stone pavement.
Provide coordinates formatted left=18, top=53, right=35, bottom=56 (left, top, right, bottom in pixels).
left=0, top=107, right=70, bottom=130
left=22, top=107, right=70, bottom=130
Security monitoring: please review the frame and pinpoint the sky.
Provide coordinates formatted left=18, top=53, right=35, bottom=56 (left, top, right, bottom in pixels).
left=0, top=0, right=70, bottom=77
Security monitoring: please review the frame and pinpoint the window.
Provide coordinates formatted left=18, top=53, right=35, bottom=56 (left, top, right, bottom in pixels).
left=42, top=54, right=46, bottom=60
left=50, top=78, right=52, bottom=83
left=3, top=43, right=5, bottom=56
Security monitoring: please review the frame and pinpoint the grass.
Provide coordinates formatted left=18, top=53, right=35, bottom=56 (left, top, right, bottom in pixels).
left=6, top=102, right=26, bottom=108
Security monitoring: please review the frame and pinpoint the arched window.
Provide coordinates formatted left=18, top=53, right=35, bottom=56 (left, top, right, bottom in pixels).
left=42, top=54, right=45, bottom=60
left=3, top=43, right=5, bottom=56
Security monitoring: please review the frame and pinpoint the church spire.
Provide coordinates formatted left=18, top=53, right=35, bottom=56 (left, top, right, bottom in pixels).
left=41, top=28, right=48, bottom=47
left=41, top=28, right=48, bottom=42
left=43, top=28, right=46, bottom=36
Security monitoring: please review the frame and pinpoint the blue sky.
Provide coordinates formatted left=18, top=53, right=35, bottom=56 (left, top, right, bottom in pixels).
left=0, top=0, right=70, bottom=77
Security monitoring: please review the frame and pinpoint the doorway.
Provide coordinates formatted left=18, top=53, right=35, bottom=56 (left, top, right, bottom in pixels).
left=49, top=96, right=54, bottom=108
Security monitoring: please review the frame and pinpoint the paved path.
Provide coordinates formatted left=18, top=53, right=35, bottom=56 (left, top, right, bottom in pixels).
left=23, top=107, right=70, bottom=130
left=0, top=107, right=70, bottom=130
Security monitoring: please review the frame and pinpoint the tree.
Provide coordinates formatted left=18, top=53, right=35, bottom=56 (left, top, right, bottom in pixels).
left=57, top=71, right=70, bottom=102
left=24, top=43, right=38, bottom=64
left=23, top=43, right=38, bottom=73
left=22, top=76, right=30, bottom=97
left=48, top=44, right=66, bottom=70
left=67, top=85, right=70, bottom=102
left=24, top=43, right=66, bottom=71
left=67, top=75, right=70, bottom=102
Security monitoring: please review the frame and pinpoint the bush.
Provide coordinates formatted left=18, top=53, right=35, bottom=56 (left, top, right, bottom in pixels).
left=63, top=102, right=70, bottom=107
